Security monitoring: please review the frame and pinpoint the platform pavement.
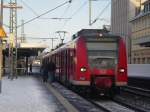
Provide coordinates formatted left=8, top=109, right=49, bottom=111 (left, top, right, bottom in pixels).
left=0, top=76, right=67, bottom=112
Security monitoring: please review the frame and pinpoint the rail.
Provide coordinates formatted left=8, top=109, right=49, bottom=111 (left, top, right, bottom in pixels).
left=121, top=86, right=150, bottom=98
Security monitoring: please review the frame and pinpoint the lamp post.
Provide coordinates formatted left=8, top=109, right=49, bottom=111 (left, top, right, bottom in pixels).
left=56, top=31, right=67, bottom=44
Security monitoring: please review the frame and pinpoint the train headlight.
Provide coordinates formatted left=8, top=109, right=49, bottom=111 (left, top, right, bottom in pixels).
left=119, top=68, right=125, bottom=73
left=99, top=33, right=103, bottom=37
left=80, top=67, right=86, bottom=72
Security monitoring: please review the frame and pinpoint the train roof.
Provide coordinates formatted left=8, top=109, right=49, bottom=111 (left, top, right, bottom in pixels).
left=72, top=29, right=120, bottom=40
left=42, top=29, right=122, bottom=59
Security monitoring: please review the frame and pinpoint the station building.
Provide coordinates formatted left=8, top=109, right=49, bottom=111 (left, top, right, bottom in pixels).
left=111, top=0, right=147, bottom=63
left=131, top=0, right=150, bottom=64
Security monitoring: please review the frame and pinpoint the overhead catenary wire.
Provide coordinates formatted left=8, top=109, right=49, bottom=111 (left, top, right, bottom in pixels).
left=21, top=0, right=38, bottom=16
left=60, top=0, right=88, bottom=30
left=91, top=1, right=111, bottom=25
left=39, top=3, right=72, bottom=20
left=21, top=0, right=71, bottom=20
left=17, top=0, right=72, bottom=28
left=60, top=3, right=72, bottom=18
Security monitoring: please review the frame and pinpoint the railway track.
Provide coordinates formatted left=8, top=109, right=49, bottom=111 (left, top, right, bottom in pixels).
left=53, top=83, right=148, bottom=112
left=113, top=96, right=148, bottom=112
left=90, top=99, right=134, bottom=112
left=51, top=82, right=137, bottom=112
left=112, top=86, right=150, bottom=112
left=121, top=86, right=150, bottom=98
left=79, top=86, right=150, bottom=112
left=44, top=81, right=150, bottom=112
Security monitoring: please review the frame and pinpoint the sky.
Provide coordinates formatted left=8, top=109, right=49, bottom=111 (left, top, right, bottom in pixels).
left=3, top=0, right=111, bottom=49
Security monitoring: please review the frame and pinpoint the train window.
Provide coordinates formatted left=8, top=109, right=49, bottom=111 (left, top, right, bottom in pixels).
left=86, top=41, right=118, bottom=69
left=88, top=57, right=115, bottom=68
left=86, top=42, right=117, bottom=51
left=87, top=50, right=117, bottom=68
left=88, top=50, right=117, bottom=57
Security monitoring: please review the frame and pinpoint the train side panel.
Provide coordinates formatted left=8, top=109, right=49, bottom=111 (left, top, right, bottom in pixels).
left=116, top=38, right=127, bottom=86
left=71, top=37, right=91, bottom=86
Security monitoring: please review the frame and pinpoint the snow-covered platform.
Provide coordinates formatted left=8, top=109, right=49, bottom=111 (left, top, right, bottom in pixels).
left=0, top=76, right=67, bottom=112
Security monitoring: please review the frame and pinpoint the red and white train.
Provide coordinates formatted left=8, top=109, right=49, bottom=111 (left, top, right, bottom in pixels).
left=42, top=29, right=127, bottom=95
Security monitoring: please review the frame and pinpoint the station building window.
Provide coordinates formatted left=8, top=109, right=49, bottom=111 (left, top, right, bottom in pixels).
left=148, top=16, right=150, bottom=27
left=148, top=28, right=150, bottom=35
left=134, top=58, right=136, bottom=64
left=147, top=58, right=150, bottom=64
left=137, top=58, right=140, bottom=64
left=142, top=58, right=145, bottom=63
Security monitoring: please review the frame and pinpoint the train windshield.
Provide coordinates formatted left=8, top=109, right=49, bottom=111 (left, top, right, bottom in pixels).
left=86, top=42, right=117, bottom=68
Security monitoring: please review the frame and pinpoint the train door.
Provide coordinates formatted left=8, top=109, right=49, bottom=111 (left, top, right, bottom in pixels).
left=55, top=54, right=58, bottom=80
left=58, top=52, right=61, bottom=81
left=64, top=50, right=68, bottom=84
left=60, top=51, right=64, bottom=83
left=65, top=49, right=71, bottom=85
left=69, top=48, right=75, bottom=83
left=65, top=49, right=70, bottom=84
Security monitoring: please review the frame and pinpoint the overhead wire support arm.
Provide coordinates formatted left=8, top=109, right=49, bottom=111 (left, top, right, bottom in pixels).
left=2, top=4, right=22, bottom=9
left=25, top=37, right=53, bottom=39
left=38, top=17, right=72, bottom=20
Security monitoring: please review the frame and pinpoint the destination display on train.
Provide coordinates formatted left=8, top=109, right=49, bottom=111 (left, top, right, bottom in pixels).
left=85, top=36, right=117, bottom=42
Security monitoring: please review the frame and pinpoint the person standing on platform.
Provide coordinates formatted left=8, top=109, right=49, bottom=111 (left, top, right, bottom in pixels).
left=48, top=60, right=56, bottom=83
left=29, top=63, right=32, bottom=75
left=17, top=62, right=22, bottom=75
left=42, top=62, right=49, bottom=82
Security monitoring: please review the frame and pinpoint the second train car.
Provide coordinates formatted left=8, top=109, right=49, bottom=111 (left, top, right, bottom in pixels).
left=42, top=29, right=127, bottom=95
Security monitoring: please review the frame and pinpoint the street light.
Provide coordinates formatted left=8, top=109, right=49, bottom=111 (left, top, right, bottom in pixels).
left=56, top=31, right=67, bottom=44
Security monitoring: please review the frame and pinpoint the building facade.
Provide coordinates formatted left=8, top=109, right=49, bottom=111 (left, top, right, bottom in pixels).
left=131, top=0, right=150, bottom=64
left=111, top=0, right=146, bottom=63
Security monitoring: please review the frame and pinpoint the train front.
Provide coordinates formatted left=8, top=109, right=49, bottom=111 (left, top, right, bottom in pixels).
left=84, top=31, right=127, bottom=92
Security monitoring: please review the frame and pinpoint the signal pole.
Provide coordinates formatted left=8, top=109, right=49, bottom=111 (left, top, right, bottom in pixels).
left=0, top=0, right=3, bottom=30
left=21, top=19, right=25, bottom=43
left=49, top=37, right=58, bottom=50
left=89, top=0, right=92, bottom=25
left=0, top=0, right=3, bottom=93
left=3, top=0, right=22, bottom=79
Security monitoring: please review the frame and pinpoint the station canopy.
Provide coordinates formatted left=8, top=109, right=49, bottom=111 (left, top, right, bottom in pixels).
left=4, top=43, right=48, bottom=57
